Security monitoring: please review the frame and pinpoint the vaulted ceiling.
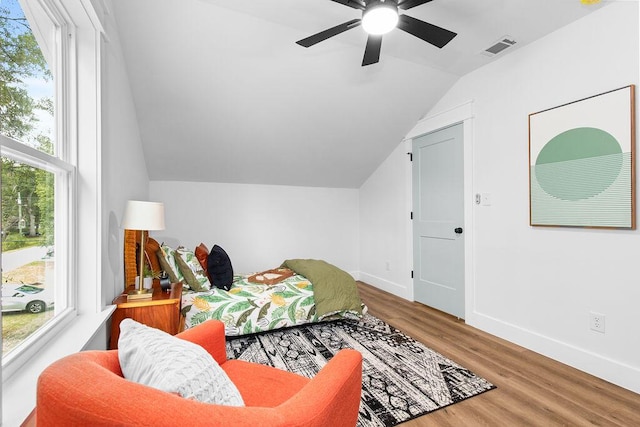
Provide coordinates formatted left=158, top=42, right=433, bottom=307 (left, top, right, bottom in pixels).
left=111, top=0, right=607, bottom=188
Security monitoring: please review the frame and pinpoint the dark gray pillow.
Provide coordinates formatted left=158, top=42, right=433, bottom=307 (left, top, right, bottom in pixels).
left=207, top=245, right=233, bottom=290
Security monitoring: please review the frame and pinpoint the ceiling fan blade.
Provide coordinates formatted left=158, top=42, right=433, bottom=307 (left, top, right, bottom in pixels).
left=330, top=0, right=366, bottom=10
left=296, top=19, right=361, bottom=48
left=397, top=14, right=457, bottom=48
left=398, top=0, right=434, bottom=10
left=362, top=35, right=383, bottom=66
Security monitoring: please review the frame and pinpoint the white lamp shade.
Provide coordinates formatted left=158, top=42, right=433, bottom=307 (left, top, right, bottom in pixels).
left=121, top=200, right=166, bottom=231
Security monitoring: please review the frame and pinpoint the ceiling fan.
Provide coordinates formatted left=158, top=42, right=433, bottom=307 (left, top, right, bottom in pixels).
left=296, top=0, right=457, bottom=66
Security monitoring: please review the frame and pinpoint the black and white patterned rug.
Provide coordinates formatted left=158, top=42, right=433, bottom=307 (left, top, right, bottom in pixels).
left=226, top=314, right=496, bottom=427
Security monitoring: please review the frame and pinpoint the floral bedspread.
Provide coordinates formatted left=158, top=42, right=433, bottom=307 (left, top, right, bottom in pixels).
left=182, top=273, right=319, bottom=336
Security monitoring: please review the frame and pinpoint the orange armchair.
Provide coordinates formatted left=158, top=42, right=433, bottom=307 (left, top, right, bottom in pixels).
left=36, top=320, right=363, bottom=426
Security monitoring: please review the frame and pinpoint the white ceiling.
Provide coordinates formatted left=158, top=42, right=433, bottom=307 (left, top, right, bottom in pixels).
left=111, top=0, right=607, bottom=188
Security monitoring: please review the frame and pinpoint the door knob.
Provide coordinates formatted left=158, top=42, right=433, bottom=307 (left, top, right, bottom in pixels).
left=454, top=227, right=463, bottom=234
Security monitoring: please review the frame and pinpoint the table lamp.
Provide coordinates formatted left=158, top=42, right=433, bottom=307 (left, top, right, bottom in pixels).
left=121, top=200, right=165, bottom=295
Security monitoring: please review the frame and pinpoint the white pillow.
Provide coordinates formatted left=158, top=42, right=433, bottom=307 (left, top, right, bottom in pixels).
left=118, top=319, right=244, bottom=406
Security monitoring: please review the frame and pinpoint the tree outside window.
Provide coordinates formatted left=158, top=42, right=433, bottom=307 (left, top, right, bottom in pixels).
left=1, top=0, right=56, bottom=357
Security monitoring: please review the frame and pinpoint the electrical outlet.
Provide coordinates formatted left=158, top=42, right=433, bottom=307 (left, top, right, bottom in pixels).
left=590, top=312, right=605, bottom=333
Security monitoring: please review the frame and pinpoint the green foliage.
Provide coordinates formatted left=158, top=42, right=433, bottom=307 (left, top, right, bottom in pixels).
left=210, top=302, right=231, bottom=320
left=228, top=300, right=253, bottom=313
left=190, top=311, right=212, bottom=326
left=242, top=319, right=253, bottom=335
left=1, top=232, right=45, bottom=252
left=34, top=161, right=54, bottom=246
left=257, top=302, right=272, bottom=320
left=1, top=158, right=39, bottom=233
left=142, top=264, right=161, bottom=278
left=0, top=5, right=51, bottom=140
left=1, top=3, right=55, bottom=249
left=235, top=306, right=256, bottom=326
left=1, top=156, right=54, bottom=246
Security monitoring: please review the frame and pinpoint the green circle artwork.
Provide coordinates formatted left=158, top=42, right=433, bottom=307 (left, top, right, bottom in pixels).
left=535, top=127, right=622, bottom=201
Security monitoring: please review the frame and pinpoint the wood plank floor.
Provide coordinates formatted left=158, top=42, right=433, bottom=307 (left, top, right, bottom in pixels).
left=356, top=281, right=640, bottom=427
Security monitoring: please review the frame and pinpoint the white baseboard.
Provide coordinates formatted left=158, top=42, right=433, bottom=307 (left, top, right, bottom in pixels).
left=356, top=271, right=413, bottom=301
left=467, top=310, right=640, bottom=395
left=355, top=270, right=639, bottom=395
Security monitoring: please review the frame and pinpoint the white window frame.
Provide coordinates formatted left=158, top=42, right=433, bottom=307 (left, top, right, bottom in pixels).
left=0, top=136, right=76, bottom=370
left=2, top=0, right=113, bottom=424
left=1, top=0, right=77, bottom=379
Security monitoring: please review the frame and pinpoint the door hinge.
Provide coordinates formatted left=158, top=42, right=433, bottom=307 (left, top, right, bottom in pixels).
left=410, top=212, right=413, bottom=220
left=407, top=152, right=413, bottom=161
left=411, top=270, right=414, bottom=278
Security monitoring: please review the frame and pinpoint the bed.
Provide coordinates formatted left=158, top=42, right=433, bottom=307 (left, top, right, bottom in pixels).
left=123, top=234, right=364, bottom=336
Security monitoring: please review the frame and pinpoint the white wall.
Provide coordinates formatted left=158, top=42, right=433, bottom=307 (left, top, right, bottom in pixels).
left=99, top=0, right=150, bottom=307
left=360, top=2, right=640, bottom=393
left=149, top=181, right=359, bottom=275
left=359, top=141, right=413, bottom=299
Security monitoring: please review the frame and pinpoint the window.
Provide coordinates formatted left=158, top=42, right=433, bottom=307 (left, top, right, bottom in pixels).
left=0, top=0, right=108, bottom=421
left=1, top=0, right=73, bottom=373
left=2, top=0, right=107, bottom=421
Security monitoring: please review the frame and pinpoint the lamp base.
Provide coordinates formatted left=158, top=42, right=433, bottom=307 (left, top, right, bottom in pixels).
left=127, top=288, right=153, bottom=301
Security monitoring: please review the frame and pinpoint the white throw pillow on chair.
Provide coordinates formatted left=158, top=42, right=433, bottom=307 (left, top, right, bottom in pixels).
left=118, top=318, right=244, bottom=406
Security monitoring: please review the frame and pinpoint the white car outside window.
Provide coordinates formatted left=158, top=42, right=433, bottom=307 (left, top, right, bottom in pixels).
left=1, top=284, right=54, bottom=314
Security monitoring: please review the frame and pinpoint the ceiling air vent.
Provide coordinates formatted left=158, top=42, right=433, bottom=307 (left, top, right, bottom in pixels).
left=481, top=36, right=516, bottom=57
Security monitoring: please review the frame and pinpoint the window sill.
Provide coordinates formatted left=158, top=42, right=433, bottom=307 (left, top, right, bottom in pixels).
left=2, top=306, right=115, bottom=426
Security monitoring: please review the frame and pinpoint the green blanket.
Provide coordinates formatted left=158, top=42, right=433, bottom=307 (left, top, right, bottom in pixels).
left=281, top=259, right=362, bottom=319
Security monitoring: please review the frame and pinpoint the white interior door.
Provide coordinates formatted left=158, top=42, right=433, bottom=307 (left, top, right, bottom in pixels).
left=412, top=123, right=465, bottom=318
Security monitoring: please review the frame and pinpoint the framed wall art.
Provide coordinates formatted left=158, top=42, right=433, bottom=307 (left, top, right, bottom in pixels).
left=529, top=85, right=635, bottom=229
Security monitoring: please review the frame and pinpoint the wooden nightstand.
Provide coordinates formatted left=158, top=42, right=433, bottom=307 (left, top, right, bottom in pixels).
left=110, top=282, right=183, bottom=349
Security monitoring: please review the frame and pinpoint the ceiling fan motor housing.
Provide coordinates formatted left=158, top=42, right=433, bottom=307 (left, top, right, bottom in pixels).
left=296, top=0, right=457, bottom=66
left=362, top=0, right=399, bottom=35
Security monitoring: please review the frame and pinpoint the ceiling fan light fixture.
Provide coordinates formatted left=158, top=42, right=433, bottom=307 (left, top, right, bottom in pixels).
left=362, top=1, right=399, bottom=35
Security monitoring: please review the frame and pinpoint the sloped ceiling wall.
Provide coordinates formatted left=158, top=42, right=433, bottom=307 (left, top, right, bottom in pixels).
left=110, top=0, right=607, bottom=188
